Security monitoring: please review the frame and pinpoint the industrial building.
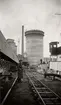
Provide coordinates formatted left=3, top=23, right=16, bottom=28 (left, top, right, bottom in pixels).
left=0, top=31, right=18, bottom=63
left=25, top=30, right=44, bottom=65
left=7, top=39, right=17, bottom=55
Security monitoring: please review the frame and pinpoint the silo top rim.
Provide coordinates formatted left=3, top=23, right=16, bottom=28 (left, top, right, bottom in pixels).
left=25, top=30, right=44, bottom=36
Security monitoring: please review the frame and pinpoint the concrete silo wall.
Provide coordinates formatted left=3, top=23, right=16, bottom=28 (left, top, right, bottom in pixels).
left=25, top=30, right=44, bottom=65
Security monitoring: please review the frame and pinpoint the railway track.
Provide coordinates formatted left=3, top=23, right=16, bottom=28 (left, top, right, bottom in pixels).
left=26, top=72, right=61, bottom=105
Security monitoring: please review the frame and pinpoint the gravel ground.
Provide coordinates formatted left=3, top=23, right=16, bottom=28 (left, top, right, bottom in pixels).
left=4, top=73, right=38, bottom=105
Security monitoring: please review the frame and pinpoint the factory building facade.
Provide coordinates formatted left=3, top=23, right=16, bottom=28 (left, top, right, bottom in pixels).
left=25, top=30, right=44, bottom=65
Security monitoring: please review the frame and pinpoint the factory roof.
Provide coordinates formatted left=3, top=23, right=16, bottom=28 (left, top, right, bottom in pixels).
left=25, top=30, right=44, bottom=36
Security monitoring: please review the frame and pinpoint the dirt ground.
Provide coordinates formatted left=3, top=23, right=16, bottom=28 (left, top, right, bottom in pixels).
left=4, top=73, right=38, bottom=105
left=4, top=71, right=61, bottom=105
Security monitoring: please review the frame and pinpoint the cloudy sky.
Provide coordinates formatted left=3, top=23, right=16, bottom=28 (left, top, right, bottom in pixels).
left=0, top=0, right=61, bottom=57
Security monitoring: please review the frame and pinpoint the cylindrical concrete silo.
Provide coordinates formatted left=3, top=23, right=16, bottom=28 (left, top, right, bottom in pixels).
left=25, top=30, right=44, bottom=65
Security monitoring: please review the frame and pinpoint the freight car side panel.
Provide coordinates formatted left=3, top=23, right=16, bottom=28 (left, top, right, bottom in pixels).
left=50, top=61, right=61, bottom=72
left=0, top=31, right=19, bottom=63
left=50, top=62, right=57, bottom=71
left=57, top=62, right=61, bottom=71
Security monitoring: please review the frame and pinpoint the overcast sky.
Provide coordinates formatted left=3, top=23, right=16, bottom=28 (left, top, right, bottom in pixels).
left=0, top=0, right=61, bottom=57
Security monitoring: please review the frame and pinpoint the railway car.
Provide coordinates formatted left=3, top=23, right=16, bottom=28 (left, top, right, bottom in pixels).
left=49, top=42, right=61, bottom=75
left=50, top=56, right=61, bottom=75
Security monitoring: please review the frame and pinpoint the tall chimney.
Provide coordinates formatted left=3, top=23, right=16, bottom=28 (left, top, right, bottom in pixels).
left=22, top=25, right=24, bottom=56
